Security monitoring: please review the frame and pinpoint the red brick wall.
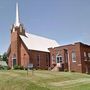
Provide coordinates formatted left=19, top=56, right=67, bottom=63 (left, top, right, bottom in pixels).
left=29, top=50, right=50, bottom=69
left=20, top=39, right=30, bottom=68
left=8, top=51, right=12, bottom=67
left=8, top=26, right=25, bottom=68
left=11, top=30, right=19, bottom=65
left=49, top=42, right=90, bottom=73
left=80, top=43, right=90, bottom=73
left=8, top=25, right=50, bottom=69
left=10, top=26, right=24, bottom=65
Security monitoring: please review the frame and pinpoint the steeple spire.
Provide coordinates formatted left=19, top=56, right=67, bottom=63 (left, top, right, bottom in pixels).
left=12, top=2, right=25, bottom=35
left=15, top=2, right=20, bottom=27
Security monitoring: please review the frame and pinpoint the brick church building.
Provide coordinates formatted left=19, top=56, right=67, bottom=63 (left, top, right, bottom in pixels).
left=7, top=3, right=59, bottom=69
left=7, top=3, right=90, bottom=73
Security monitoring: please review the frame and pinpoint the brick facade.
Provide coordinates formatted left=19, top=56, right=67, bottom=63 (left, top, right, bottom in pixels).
left=49, top=42, right=90, bottom=73
left=29, top=50, right=50, bottom=69
left=7, top=24, right=50, bottom=69
left=7, top=24, right=90, bottom=73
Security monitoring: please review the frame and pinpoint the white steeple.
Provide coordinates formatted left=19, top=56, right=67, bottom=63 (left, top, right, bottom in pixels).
left=15, top=2, right=20, bottom=27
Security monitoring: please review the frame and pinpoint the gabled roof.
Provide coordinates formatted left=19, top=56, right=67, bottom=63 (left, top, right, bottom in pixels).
left=20, top=32, right=59, bottom=52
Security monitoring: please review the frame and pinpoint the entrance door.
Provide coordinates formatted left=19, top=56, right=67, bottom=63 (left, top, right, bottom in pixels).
left=13, top=59, right=16, bottom=66
left=56, top=56, right=62, bottom=63
left=56, top=55, right=64, bottom=71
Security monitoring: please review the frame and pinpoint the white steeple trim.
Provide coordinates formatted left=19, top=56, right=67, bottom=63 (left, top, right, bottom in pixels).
left=15, top=2, right=20, bottom=27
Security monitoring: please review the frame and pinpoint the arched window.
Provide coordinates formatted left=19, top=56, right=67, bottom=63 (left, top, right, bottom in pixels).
left=56, top=54, right=62, bottom=63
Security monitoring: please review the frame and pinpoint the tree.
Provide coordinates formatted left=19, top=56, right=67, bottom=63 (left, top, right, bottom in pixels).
left=2, top=53, right=8, bottom=63
left=0, top=55, right=2, bottom=61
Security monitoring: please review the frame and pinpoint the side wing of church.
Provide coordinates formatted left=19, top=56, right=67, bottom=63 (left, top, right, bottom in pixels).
left=49, top=42, right=90, bottom=73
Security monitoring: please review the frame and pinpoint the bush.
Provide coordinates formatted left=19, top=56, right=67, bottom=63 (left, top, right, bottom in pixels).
left=2, top=66, right=7, bottom=70
left=13, top=65, right=19, bottom=70
left=0, top=66, right=10, bottom=70
left=14, top=65, right=24, bottom=70
left=0, top=66, right=4, bottom=70
left=19, top=66, right=24, bottom=70
left=7, top=66, right=11, bottom=70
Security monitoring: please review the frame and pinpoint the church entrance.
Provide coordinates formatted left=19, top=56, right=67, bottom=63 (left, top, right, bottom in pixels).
left=13, top=58, right=16, bottom=66
left=56, top=55, right=64, bottom=71
left=12, top=54, right=17, bottom=68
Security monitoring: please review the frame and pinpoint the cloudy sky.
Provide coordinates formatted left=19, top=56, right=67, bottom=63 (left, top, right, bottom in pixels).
left=0, top=0, right=90, bottom=54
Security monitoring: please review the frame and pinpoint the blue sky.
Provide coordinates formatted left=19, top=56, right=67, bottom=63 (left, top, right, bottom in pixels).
left=0, top=0, right=90, bottom=54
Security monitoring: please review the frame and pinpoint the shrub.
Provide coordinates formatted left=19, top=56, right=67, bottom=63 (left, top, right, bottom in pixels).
left=7, top=66, right=11, bottom=70
left=0, top=66, right=4, bottom=70
left=19, top=66, right=24, bottom=70
left=0, top=66, right=10, bottom=70
left=2, top=66, right=6, bottom=70
left=14, top=65, right=24, bottom=70
left=14, top=65, right=19, bottom=70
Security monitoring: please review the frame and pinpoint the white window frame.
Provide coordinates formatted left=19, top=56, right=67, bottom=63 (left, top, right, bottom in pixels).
left=84, top=52, right=87, bottom=57
left=72, top=51, right=76, bottom=62
left=88, top=53, right=90, bottom=60
left=56, top=55, right=62, bottom=63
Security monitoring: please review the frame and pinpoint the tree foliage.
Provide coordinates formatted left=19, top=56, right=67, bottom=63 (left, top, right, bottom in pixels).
left=0, top=55, right=2, bottom=61
left=2, top=53, right=8, bottom=63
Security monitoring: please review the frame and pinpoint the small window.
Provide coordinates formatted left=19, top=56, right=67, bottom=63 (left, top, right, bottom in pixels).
left=46, top=54, right=49, bottom=66
left=72, top=51, right=76, bottom=62
left=37, top=55, right=40, bottom=66
left=84, top=52, right=87, bottom=57
left=84, top=52, right=87, bottom=61
left=88, top=53, right=90, bottom=60
left=88, top=53, right=90, bottom=57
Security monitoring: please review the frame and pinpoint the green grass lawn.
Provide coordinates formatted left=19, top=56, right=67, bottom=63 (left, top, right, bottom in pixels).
left=0, top=70, right=90, bottom=90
